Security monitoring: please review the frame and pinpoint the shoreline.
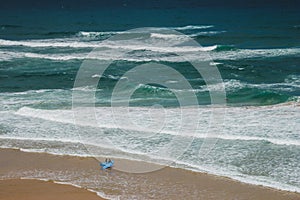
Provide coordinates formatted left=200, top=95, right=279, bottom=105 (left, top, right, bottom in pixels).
left=1, top=148, right=300, bottom=199
left=1, top=137, right=299, bottom=193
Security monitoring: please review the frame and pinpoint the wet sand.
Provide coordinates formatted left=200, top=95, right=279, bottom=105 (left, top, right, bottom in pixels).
left=0, top=148, right=299, bottom=199
left=0, top=179, right=105, bottom=200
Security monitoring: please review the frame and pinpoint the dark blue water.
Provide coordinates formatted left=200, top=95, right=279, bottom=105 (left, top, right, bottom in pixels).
left=0, top=6, right=299, bottom=105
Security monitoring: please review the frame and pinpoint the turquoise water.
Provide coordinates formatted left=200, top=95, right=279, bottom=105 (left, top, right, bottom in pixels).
left=0, top=3, right=300, bottom=197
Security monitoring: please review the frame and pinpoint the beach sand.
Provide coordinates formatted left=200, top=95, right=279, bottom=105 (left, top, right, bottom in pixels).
left=0, top=148, right=299, bottom=199
left=0, top=179, right=105, bottom=200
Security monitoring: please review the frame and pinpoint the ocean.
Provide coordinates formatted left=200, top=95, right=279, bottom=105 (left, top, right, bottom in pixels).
left=0, top=1, right=300, bottom=198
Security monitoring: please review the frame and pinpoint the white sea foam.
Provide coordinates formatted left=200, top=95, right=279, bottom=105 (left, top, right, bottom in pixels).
left=0, top=39, right=216, bottom=52
left=207, top=79, right=300, bottom=93
left=14, top=104, right=300, bottom=147
left=1, top=45, right=299, bottom=63
left=77, top=25, right=214, bottom=38
left=171, top=25, right=214, bottom=30
left=77, top=31, right=120, bottom=38
left=189, top=30, right=226, bottom=37
left=0, top=25, right=218, bottom=49
left=91, top=74, right=102, bottom=78
left=77, top=30, right=225, bottom=41
left=150, top=33, right=186, bottom=40
left=0, top=88, right=65, bottom=95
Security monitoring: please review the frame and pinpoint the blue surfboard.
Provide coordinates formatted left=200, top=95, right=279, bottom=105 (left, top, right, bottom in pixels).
left=100, top=160, right=114, bottom=169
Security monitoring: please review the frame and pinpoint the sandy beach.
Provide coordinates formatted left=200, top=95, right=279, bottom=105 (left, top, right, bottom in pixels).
left=0, top=179, right=105, bottom=200
left=0, top=148, right=299, bottom=199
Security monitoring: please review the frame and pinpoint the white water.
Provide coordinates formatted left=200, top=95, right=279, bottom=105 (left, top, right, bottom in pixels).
left=0, top=103, right=299, bottom=192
